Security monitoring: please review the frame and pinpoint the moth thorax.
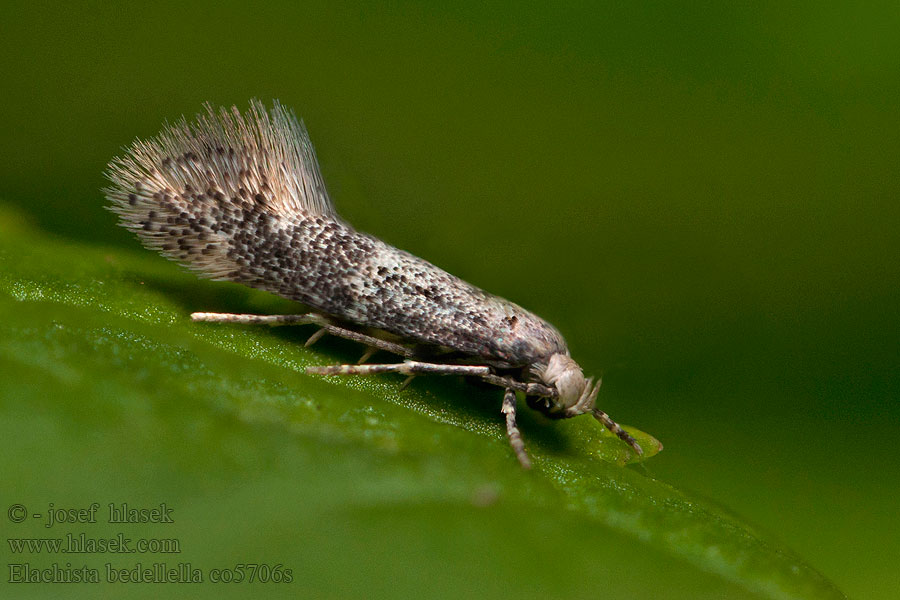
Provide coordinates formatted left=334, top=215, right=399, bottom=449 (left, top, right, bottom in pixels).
left=538, top=353, right=587, bottom=409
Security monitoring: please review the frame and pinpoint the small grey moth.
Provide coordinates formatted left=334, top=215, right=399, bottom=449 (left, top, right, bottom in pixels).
left=104, top=99, right=648, bottom=468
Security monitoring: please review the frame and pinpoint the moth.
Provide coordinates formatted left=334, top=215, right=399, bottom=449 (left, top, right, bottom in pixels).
left=105, top=99, right=645, bottom=468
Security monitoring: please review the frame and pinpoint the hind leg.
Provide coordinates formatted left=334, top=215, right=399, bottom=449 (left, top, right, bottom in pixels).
left=190, top=312, right=415, bottom=358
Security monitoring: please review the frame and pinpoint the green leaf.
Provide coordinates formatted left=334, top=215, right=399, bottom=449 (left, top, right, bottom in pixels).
left=0, top=204, right=845, bottom=600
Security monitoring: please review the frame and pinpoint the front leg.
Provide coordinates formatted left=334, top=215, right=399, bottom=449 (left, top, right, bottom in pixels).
left=502, top=389, right=531, bottom=469
left=310, top=360, right=535, bottom=468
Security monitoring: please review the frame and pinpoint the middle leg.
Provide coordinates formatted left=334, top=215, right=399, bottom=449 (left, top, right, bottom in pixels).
left=306, top=360, right=491, bottom=378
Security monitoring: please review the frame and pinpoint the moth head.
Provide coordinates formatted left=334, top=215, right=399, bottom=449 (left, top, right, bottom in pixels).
left=529, top=353, right=644, bottom=457
left=536, top=353, right=590, bottom=410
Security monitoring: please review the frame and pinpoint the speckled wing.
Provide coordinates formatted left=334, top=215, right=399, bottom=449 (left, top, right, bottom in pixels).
left=105, top=100, right=568, bottom=368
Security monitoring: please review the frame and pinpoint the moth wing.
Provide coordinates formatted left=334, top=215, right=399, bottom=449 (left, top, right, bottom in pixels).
left=248, top=99, right=336, bottom=219
left=106, top=98, right=338, bottom=221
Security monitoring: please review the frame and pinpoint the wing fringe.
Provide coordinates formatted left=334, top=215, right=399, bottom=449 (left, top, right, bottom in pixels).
left=104, top=99, right=335, bottom=223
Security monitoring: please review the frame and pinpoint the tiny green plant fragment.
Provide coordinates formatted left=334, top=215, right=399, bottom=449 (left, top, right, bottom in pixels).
left=601, top=426, right=663, bottom=466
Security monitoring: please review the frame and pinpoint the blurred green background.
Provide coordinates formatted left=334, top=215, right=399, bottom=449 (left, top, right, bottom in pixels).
left=2, top=2, right=898, bottom=599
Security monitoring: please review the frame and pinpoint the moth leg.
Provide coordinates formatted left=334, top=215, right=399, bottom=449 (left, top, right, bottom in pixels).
left=307, top=360, right=491, bottom=378
left=305, top=327, right=328, bottom=347
left=191, top=312, right=415, bottom=358
left=357, top=347, right=377, bottom=364
left=502, top=389, right=531, bottom=469
left=478, top=373, right=556, bottom=399
left=191, top=312, right=326, bottom=326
